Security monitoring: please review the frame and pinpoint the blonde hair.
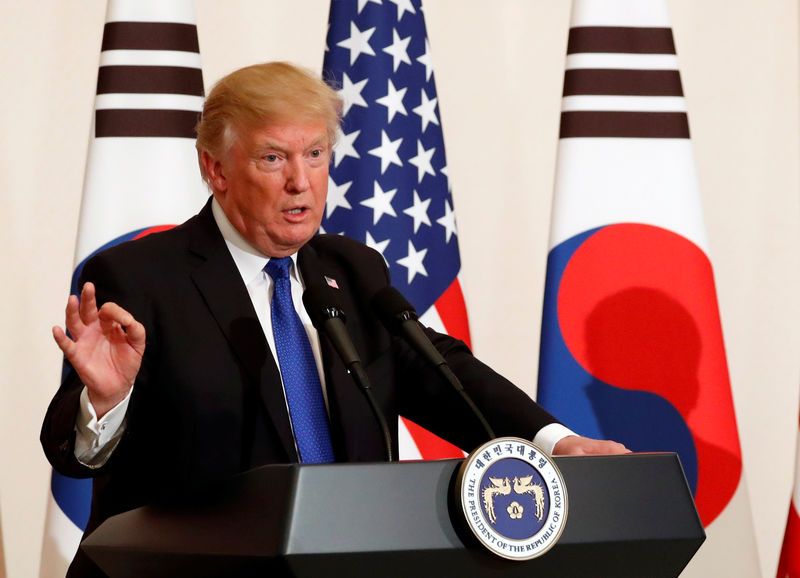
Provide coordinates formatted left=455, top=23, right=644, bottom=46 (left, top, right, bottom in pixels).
left=195, top=62, right=342, bottom=180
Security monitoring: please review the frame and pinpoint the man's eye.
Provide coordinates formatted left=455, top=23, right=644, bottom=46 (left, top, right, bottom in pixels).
left=264, top=154, right=278, bottom=162
left=310, top=149, right=321, bottom=158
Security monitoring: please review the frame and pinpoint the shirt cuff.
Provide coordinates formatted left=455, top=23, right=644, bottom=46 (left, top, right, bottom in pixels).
left=533, top=423, right=577, bottom=456
left=74, top=386, right=132, bottom=467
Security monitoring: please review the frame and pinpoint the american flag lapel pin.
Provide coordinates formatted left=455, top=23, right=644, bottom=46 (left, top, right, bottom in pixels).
left=325, top=275, right=339, bottom=289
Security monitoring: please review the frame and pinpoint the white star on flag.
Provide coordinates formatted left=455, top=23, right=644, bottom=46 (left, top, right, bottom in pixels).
left=403, top=190, right=432, bottom=233
left=396, top=239, right=428, bottom=283
left=326, top=176, right=353, bottom=218
left=368, top=130, right=403, bottom=173
left=365, top=230, right=391, bottom=263
left=360, top=181, right=398, bottom=225
left=337, top=22, right=376, bottom=66
left=333, top=127, right=361, bottom=167
left=408, top=139, right=436, bottom=182
left=436, top=199, right=457, bottom=242
left=338, top=72, right=369, bottom=116
left=412, top=88, right=439, bottom=132
left=388, top=0, right=416, bottom=21
left=375, top=79, right=408, bottom=123
left=383, top=29, right=412, bottom=72
left=417, top=38, right=433, bottom=82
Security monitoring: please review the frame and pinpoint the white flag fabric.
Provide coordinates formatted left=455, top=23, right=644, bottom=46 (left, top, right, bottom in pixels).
left=39, top=1, right=207, bottom=575
left=536, top=0, right=760, bottom=575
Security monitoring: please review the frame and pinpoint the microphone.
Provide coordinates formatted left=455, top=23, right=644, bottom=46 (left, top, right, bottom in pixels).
left=371, top=286, right=496, bottom=440
left=302, top=282, right=393, bottom=462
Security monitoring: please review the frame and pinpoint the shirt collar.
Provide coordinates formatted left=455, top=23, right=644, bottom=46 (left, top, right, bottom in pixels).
left=211, top=197, right=301, bottom=285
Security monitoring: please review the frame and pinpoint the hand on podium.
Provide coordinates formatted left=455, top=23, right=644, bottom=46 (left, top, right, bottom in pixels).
left=553, top=435, right=630, bottom=456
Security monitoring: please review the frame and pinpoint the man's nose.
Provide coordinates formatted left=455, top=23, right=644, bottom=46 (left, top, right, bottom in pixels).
left=285, top=157, right=310, bottom=193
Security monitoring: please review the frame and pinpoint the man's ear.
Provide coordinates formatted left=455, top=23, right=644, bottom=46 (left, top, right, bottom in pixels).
left=200, top=150, right=226, bottom=193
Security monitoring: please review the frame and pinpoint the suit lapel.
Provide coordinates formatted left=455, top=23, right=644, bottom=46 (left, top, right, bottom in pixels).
left=298, top=243, right=387, bottom=461
left=187, top=201, right=297, bottom=461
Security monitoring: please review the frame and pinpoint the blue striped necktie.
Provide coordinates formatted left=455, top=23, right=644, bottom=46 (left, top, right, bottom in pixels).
left=265, top=257, right=335, bottom=463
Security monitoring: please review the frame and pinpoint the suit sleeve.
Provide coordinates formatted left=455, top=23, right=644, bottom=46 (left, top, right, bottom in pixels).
left=395, top=329, right=561, bottom=453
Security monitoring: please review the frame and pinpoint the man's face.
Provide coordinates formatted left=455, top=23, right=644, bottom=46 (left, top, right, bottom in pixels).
left=205, top=119, right=330, bottom=257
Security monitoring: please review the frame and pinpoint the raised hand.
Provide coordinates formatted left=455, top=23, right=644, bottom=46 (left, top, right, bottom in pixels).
left=52, top=282, right=145, bottom=418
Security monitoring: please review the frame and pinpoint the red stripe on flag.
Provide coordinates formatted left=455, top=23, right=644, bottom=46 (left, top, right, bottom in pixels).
left=778, top=500, right=800, bottom=577
left=434, top=278, right=471, bottom=349
left=401, top=417, right=464, bottom=460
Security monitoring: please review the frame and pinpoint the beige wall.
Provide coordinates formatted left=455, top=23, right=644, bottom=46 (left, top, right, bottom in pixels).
left=1, top=1, right=798, bottom=576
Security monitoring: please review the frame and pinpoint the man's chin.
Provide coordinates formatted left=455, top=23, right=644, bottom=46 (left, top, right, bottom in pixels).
left=266, top=230, right=320, bottom=257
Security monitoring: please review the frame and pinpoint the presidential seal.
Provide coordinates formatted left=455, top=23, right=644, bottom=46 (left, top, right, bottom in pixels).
left=456, top=437, right=568, bottom=561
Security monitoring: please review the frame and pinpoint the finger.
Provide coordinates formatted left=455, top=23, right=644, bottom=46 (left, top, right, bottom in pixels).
left=590, top=440, right=630, bottom=455
left=63, top=294, right=84, bottom=337
left=79, top=282, right=100, bottom=325
left=98, top=303, right=146, bottom=350
left=123, top=315, right=147, bottom=351
left=600, top=440, right=629, bottom=453
left=97, top=303, right=131, bottom=338
left=97, top=302, right=135, bottom=328
left=52, top=325, right=75, bottom=357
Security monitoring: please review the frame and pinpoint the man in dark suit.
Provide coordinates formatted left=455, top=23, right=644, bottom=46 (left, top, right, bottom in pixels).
left=42, top=62, right=627, bottom=577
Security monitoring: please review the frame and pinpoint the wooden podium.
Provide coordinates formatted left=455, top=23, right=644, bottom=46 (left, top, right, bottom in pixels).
left=82, top=453, right=704, bottom=577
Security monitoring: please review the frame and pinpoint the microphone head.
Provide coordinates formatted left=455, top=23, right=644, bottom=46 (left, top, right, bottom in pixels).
left=371, top=286, right=418, bottom=334
left=302, top=282, right=347, bottom=329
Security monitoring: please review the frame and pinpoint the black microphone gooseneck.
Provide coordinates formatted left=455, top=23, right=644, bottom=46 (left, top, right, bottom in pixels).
left=371, top=286, right=496, bottom=440
left=302, top=283, right=393, bottom=462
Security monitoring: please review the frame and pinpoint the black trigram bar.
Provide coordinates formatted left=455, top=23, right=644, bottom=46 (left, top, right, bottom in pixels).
left=101, top=22, right=200, bottom=52
left=97, top=66, right=204, bottom=95
left=95, top=109, right=200, bottom=138
left=560, top=111, right=690, bottom=139
left=563, top=69, right=683, bottom=97
left=567, top=27, right=676, bottom=54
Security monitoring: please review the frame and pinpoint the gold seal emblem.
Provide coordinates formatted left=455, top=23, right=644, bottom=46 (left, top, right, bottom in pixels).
left=456, top=437, right=568, bottom=561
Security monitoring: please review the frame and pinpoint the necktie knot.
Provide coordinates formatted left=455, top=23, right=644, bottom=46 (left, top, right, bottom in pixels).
left=265, top=257, right=292, bottom=281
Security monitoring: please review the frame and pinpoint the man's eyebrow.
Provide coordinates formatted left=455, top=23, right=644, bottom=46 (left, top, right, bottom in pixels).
left=253, top=135, right=329, bottom=155
left=305, top=135, right=329, bottom=150
left=253, top=140, right=288, bottom=155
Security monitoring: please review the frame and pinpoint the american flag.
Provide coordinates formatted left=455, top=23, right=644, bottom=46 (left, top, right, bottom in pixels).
left=322, top=0, right=468, bottom=459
